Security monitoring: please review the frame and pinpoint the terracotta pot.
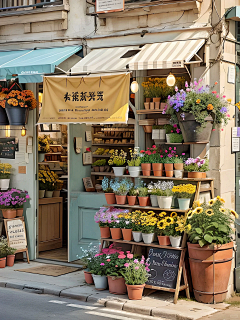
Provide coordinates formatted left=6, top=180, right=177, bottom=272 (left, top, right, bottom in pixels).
left=150, top=102, right=155, bottom=110
left=16, top=208, right=24, bottom=217
left=53, top=190, right=61, bottom=197
left=6, top=255, right=15, bottom=267
left=84, top=270, right=94, bottom=284
left=0, top=257, right=6, bottom=268
left=201, top=172, right=207, bottom=178
left=105, top=193, right=116, bottom=205
left=158, top=235, right=170, bottom=246
left=127, top=195, right=136, bottom=206
left=188, top=242, right=234, bottom=303
left=108, top=276, right=127, bottom=295
left=153, top=97, right=161, bottom=103
left=144, top=102, right=150, bottom=110
left=100, top=226, right=111, bottom=238
left=164, top=163, right=173, bottom=171
left=174, top=163, right=184, bottom=170
left=115, top=195, right=127, bottom=205
left=165, top=170, right=174, bottom=177
left=160, top=102, right=167, bottom=111
left=99, top=166, right=105, bottom=172
left=138, top=196, right=148, bottom=207
left=2, top=209, right=17, bottom=219
left=110, top=228, right=122, bottom=240
left=141, top=163, right=151, bottom=176
left=143, top=125, right=152, bottom=133
left=93, top=166, right=100, bottom=172
left=154, top=102, right=160, bottom=109
left=145, top=98, right=151, bottom=102
left=188, top=172, right=202, bottom=179
left=126, top=283, right=145, bottom=300
left=122, top=228, right=133, bottom=241
left=152, top=163, right=163, bottom=177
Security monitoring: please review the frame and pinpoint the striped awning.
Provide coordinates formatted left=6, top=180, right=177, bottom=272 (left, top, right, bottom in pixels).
left=128, top=38, right=206, bottom=70
left=70, top=46, right=141, bottom=73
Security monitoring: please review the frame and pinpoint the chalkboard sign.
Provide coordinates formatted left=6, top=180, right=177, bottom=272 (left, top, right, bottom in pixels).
left=146, top=248, right=181, bottom=289
left=0, top=138, right=18, bottom=159
left=5, top=218, right=27, bottom=250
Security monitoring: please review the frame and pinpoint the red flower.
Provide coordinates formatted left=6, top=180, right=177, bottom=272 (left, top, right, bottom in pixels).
left=152, top=151, right=156, bottom=154
left=152, top=145, right=156, bottom=148
left=140, top=150, right=145, bottom=153
left=212, top=91, right=217, bottom=94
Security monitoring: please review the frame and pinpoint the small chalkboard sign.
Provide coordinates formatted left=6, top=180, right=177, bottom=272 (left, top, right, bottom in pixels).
left=146, top=248, right=181, bottom=289
left=0, top=138, right=18, bottom=159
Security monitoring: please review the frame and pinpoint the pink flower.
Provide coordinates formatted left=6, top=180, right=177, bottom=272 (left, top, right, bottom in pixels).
left=152, top=145, right=156, bottom=148
left=173, top=124, right=177, bottom=128
left=152, top=151, right=156, bottom=154
left=212, top=91, right=217, bottom=94
left=95, top=254, right=100, bottom=257
left=212, top=129, right=216, bottom=131
left=221, top=128, right=224, bottom=131
left=165, top=150, right=167, bottom=153
left=182, top=153, right=185, bottom=156
left=223, top=95, right=226, bottom=98
left=227, top=114, right=230, bottom=117
left=86, top=147, right=91, bottom=152
left=186, top=88, right=190, bottom=92
left=127, top=253, right=133, bottom=259
left=160, top=155, right=163, bottom=158
left=169, top=147, right=172, bottom=150
left=119, top=251, right=124, bottom=254
left=126, top=251, right=130, bottom=253
left=134, top=259, right=138, bottom=263
left=118, top=254, right=126, bottom=259
left=146, top=151, right=151, bottom=155
left=140, top=260, right=144, bottom=264
left=145, top=267, right=150, bottom=272
left=135, top=266, right=139, bottom=270
left=174, top=147, right=176, bottom=150
left=124, top=263, right=129, bottom=267
left=216, top=94, right=219, bottom=98
left=106, top=259, right=111, bottom=262
left=100, top=263, right=105, bottom=266
left=171, top=130, right=173, bottom=133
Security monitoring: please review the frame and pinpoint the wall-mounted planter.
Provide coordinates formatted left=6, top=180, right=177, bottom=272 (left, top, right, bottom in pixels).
left=5, top=103, right=29, bottom=125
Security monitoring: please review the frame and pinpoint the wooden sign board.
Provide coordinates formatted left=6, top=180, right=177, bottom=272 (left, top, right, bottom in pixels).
left=83, top=177, right=95, bottom=192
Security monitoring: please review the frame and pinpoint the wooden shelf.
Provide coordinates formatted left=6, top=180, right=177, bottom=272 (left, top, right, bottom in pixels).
left=92, top=154, right=111, bottom=158
left=39, top=130, right=60, bottom=132
left=156, top=142, right=209, bottom=145
left=105, top=204, right=188, bottom=212
left=136, top=110, right=164, bottom=114
left=93, top=135, right=133, bottom=139
left=45, top=152, right=62, bottom=155
left=92, top=143, right=134, bottom=147
left=138, top=175, right=213, bottom=181
left=91, top=172, right=113, bottom=176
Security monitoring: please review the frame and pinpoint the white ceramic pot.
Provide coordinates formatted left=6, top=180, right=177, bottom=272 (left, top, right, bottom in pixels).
left=39, top=190, right=45, bottom=199
left=45, top=191, right=53, bottom=198
left=174, top=170, right=184, bottom=179
left=166, top=134, right=171, bottom=143
left=161, top=196, right=173, bottom=209
left=150, top=195, right=158, bottom=207
left=113, top=167, right=125, bottom=176
left=170, top=236, right=182, bottom=248
left=152, top=129, right=160, bottom=140
left=128, top=166, right=141, bottom=177
left=178, top=198, right=191, bottom=210
left=92, top=274, right=108, bottom=290
left=157, top=196, right=163, bottom=208
left=132, top=231, right=142, bottom=242
left=159, top=129, right=166, bottom=140
left=0, top=179, right=10, bottom=190
left=142, top=233, right=154, bottom=244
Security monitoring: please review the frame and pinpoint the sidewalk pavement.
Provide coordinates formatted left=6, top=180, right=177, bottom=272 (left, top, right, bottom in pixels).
left=0, top=261, right=232, bottom=320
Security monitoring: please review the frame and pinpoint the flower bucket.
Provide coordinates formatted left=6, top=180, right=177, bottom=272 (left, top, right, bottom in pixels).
left=174, top=170, right=184, bottom=179
left=0, top=106, right=9, bottom=125
left=45, top=191, right=53, bottom=198
left=152, top=163, right=163, bottom=177
left=84, top=270, right=94, bottom=284
left=100, top=226, right=110, bottom=238
left=5, top=104, right=28, bottom=125
left=174, top=163, right=184, bottom=170
left=92, top=274, right=108, bottom=290
left=157, top=196, right=163, bottom=208
left=150, top=195, right=158, bottom=207
left=113, top=167, right=125, bottom=176
left=178, top=198, right=190, bottom=210
left=2, top=209, right=16, bottom=219
left=187, top=242, right=234, bottom=303
left=0, top=257, right=6, bottom=268
left=110, top=227, right=122, bottom=240
left=154, top=102, right=160, bottom=109
left=138, top=196, right=148, bottom=207
left=188, top=172, right=202, bottom=179
left=132, top=231, right=142, bottom=242
left=53, top=190, right=61, bottom=197
left=141, top=163, right=151, bottom=176
left=142, top=233, right=154, bottom=244
left=128, top=166, right=141, bottom=177
left=161, top=196, right=173, bottom=209
left=122, top=228, right=133, bottom=241
left=116, top=195, right=126, bottom=205
left=0, top=178, right=10, bottom=190
left=39, top=190, right=45, bottom=198
left=170, top=236, right=182, bottom=248
left=126, top=284, right=145, bottom=300
left=127, top=195, right=136, bottom=206
left=158, top=235, right=170, bottom=246
left=108, top=276, right=127, bottom=295
left=16, top=208, right=24, bottom=217
left=6, top=254, right=15, bottom=267
left=105, top=193, right=116, bottom=205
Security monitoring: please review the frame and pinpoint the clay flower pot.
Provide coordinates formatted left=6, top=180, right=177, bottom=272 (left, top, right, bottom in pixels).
left=144, top=102, right=150, bottom=110
left=188, top=172, right=202, bottom=179
left=53, top=190, right=61, bottom=197
left=108, top=276, right=127, bottom=295
left=6, top=255, right=15, bottom=267
left=121, top=228, right=133, bottom=241
left=100, top=226, right=110, bottom=238
left=164, top=163, right=174, bottom=177
left=16, top=208, right=24, bottom=217
left=201, top=172, right=207, bottom=178
left=152, top=163, right=163, bottom=177
left=1, top=209, right=17, bottom=219
left=145, top=98, right=151, bottom=103
left=110, top=228, right=122, bottom=240
left=174, top=163, right=184, bottom=170
left=138, top=196, right=148, bottom=207
left=115, top=195, right=127, bottom=205
left=141, top=163, right=151, bottom=176
left=158, top=235, right=170, bottom=246
left=84, top=270, right=94, bottom=284
left=127, top=195, right=136, bottom=206
left=0, top=257, right=6, bottom=268
left=126, top=283, right=145, bottom=300
left=105, top=193, right=116, bottom=205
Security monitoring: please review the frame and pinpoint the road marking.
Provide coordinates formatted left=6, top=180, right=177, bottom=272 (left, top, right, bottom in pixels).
left=49, top=300, right=67, bottom=304
left=66, top=304, right=98, bottom=310
left=86, top=311, right=138, bottom=320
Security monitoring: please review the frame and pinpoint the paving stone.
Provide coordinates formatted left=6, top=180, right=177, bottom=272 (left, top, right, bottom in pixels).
left=106, top=300, right=125, bottom=310
left=0, top=282, right=6, bottom=287
left=123, top=302, right=152, bottom=316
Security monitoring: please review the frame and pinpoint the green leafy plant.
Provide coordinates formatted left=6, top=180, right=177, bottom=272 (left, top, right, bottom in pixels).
left=169, top=133, right=183, bottom=143
left=138, top=187, right=148, bottom=197
left=128, top=148, right=141, bottom=166
left=92, top=159, right=106, bottom=166
left=105, top=252, right=132, bottom=277
left=90, top=254, right=108, bottom=276
left=0, top=236, right=8, bottom=258
left=120, top=257, right=150, bottom=285
left=129, top=187, right=138, bottom=196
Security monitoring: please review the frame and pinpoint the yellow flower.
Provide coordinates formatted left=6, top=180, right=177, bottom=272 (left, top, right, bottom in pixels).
left=216, top=196, right=221, bottom=201
left=187, top=210, right=194, bottom=218
left=230, top=210, right=239, bottom=219
left=196, top=99, right=201, bottom=104
left=220, top=198, right=225, bottom=204
left=209, top=199, right=216, bottom=206
left=193, top=207, right=203, bottom=214
left=165, top=216, right=174, bottom=225
left=186, top=224, right=191, bottom=231
left=219, top=208, right=226, bottom=213
left=192, top=200, right=201, bottom=209
left=170, top=212, right=177, bottom=218
left=227, top=98, right=232, bottom=103
left=206, top=209, right=214, bottom=216
left=207, top=104, right=214, bottom=111
left=159, top=211, right=167, bottom=218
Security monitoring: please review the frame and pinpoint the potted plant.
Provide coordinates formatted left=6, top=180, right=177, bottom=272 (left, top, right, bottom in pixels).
left=131, top=210, right=143, bottom=242
left=151, top=147, right=164, bottom=177
left=121, top=256, right=150, bottom=300
left=94, top=207, right=113, bottom=238
left=184, top=157, right=207, bottom=178
left=109, top=215, right=123, bottom=240
left=140, top=149, right=152, bottom=176
left=173, top=153, right=185, bottom=170
left=163, top=147, right=176, bottom=177
left=127, top=148, right=141, bottom=177
left=102, top=176, right=115, bottom=204
left=14, top=189, right=29, bottom=217
left=0, top=236, right=7, bottom=268
left=119, top=212, right=133, bottom=241
left=6, top=246, right=17, bottom=267
left=156, top=181, right=174, bottom=209
left=111, top=178, right=133, bottom=205
left=53, top=180, right=63, bottom=197
left=148, top=182, right=159, bottom=207
left=90, top=254, right=108, bottom=290
left=108, top=149, right=126, bottom=176
left=186, top=196, right=235, bottom=303
left=38, top=169, right=46, bottom=198
left=172, top=184, right=196, bottom=210
left=152, top=125, right=166, bottom=141
left=138, top=187, right=149, bottom=207
left=44, top=170, right=58, bottom=198
left=38, top=135, right=52, bottom=162
left=78, top=243, right=99, bottom=284
left=0, top=86, right=10, bottom=125
left=140, top=211, right=157, bottom=244
left=127, top=187, right=138, bottom=206
left=92, top=159, right=106, bottom=172
left=0, top=163, right=12, bottom=190
left=156, top=211, right=172, bottom=245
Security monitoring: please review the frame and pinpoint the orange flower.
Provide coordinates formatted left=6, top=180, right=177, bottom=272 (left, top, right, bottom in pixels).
left=207, top=104, right=214, bottom=110
left=196, top=99, right=201, bottom=104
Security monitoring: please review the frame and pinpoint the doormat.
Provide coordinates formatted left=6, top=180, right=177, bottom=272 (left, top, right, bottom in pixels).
left=15, top=265, right=81, bottom=277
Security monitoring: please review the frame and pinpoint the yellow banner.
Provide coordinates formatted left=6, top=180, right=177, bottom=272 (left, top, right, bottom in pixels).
left=38, top=73, right=130, bottom=124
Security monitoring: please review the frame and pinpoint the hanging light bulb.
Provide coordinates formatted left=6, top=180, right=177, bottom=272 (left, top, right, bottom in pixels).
left=5, top=125, right=10, bottom=138
left=166, top=73, right=176, bottom=87
left=131, top=80, right=139, bottom=93
left=21, top=126, right=26, bottom=137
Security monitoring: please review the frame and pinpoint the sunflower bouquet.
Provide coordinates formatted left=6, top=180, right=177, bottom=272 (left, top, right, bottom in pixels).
left=187, top=196, right=236, bottom=247
left=139, top=211, right=158, bottom=234
left=157, top=212, right=189, bottom=237
left=172, top=184, right=196, bottom=199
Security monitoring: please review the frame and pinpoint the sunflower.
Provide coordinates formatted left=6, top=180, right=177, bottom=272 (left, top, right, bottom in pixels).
left=159, top=211, right=167, bottom=218
left=209, top=199, right=216, bottom=206
left=219, top=208, right=226, bottom=214
left=206, top=209, right=214, bottom=216
left=157, top=219, right=166, bottom=229
left=194, top=207, right=203, bottom=214
left=230, top=210, right=239, bottom=219
left=216, top=196, right=221, bottom=201
left=170, top=212, right=177, bottom=218
left=187, top=210, right=194, bottom=218
left=165, top=216, right=174, bottom=225
left=192, top=200, right=201, bottom=209
left=220, top=198, right=225, bottom=204
left=186, top=224, right=192, bottom=231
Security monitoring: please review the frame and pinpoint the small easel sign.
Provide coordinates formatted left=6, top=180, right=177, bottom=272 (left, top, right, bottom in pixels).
left=4, top=217, right=30, bottom=263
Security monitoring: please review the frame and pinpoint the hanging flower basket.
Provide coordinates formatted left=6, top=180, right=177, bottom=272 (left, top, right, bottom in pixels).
left=0, top=88, right=9, bottom=125
left=5, top=102, right=29, bottom=125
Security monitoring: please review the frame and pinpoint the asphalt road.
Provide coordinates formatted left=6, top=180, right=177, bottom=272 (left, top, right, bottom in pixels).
left=0, top=287, right=163, bottom=320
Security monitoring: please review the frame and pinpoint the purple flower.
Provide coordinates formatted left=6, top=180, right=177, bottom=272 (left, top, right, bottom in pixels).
left=100, top=263, right=105, bottom=266
left=220, top=107, right=227, bottom=114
